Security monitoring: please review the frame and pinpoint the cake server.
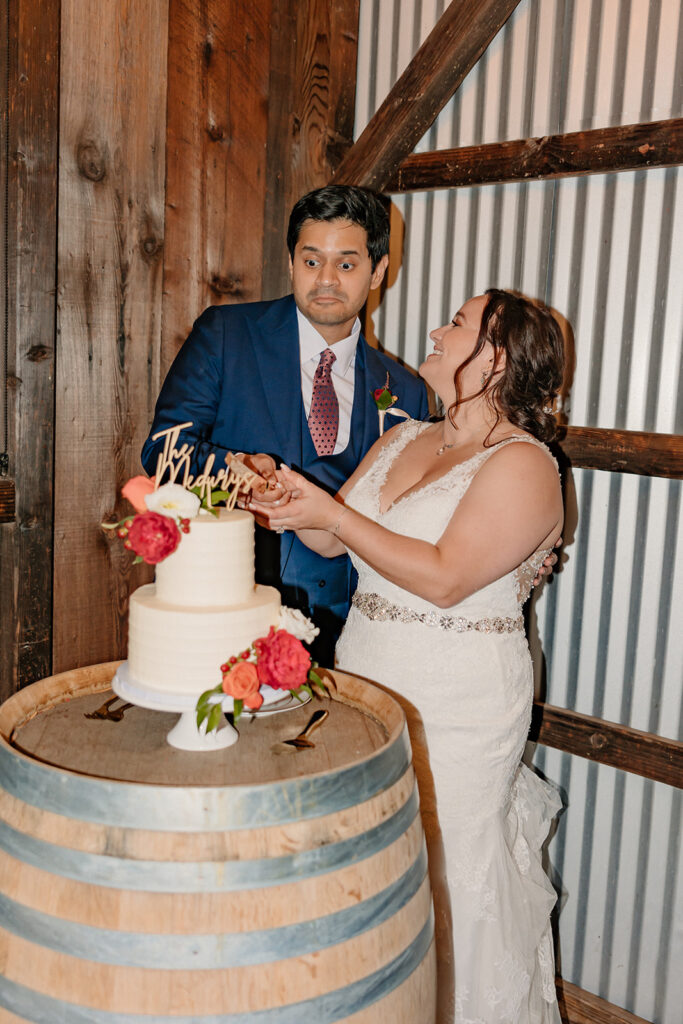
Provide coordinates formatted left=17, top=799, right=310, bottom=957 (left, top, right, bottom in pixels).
left=84, top=696, right=134, bottom=722
left=271, top=708, right=329, bottom=754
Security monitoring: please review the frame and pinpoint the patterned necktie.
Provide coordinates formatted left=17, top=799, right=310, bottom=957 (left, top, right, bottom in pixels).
left=308, top=348, right=339, bottom=456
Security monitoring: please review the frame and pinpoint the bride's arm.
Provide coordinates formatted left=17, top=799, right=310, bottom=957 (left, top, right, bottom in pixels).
left=249, top=425, right=402, bottom=558
left=261, top=443, right=563, bottom=606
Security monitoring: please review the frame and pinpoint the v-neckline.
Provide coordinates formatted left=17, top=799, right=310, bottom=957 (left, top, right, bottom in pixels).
left=377, top=426, right=532, bottom=516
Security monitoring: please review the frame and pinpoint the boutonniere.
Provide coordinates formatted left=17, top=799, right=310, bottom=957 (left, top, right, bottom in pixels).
left=372, top=373, right=410, bottom=435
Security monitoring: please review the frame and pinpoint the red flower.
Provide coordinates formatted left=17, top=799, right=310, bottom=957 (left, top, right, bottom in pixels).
left=253, top=627, right=311, bottom=690
left=222, top=662, right=263, bottom=709
left=127, top=511, right=180, bottom=564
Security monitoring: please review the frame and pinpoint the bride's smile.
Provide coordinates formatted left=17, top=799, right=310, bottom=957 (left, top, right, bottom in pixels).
left=419, top=294, right=493, bottom=403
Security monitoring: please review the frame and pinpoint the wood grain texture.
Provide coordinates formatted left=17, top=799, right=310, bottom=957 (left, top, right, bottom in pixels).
left=263, top=0, right=361, bottom=297
left=384, top=118, right=683, bottom=192
left=557, top=978, right=651, bottom=1024
left=0, top=480, right=14, bottom=523
left=0, top=0, right=59, bottom=699
left=555, top=425, right=683, bottom=479
left=162, top=0, right=272, bottom=375
left=53, top=2, right=169, bottom=673
left=331, top=0, right=522, bottom=190
left=532, top=702, right=683, bottom=789
left=0, top=665, right=436, bottom=1020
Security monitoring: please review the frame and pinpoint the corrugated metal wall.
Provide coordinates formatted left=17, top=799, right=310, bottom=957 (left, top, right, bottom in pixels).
left=355, top=2, right=682, bottom=1021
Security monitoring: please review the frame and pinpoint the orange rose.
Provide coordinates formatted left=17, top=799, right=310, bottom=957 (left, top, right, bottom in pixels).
left=221, top=662, right=263, bottom=709
left=122, top=475, right=156, bottom=514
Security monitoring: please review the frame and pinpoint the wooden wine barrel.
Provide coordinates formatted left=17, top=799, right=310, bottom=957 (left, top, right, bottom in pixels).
left=0, top=663, right=436, bottom=1023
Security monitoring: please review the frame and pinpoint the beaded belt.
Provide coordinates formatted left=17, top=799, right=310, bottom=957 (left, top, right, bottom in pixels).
left=351, top=592, right=524, bottom=634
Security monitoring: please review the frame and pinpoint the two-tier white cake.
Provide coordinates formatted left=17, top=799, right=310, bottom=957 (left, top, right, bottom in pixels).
left=128, top=508, right=281, bottom=696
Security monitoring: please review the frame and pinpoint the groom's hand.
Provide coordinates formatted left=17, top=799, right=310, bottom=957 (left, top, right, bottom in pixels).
left=532, top=536, right=562, bottom=587
left=232, top=453, right=289, bottom=505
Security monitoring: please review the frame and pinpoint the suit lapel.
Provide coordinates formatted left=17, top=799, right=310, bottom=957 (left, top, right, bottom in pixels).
left=352, top=339, right=389, bottom=461
left=251, top=296, right=303, bottom=464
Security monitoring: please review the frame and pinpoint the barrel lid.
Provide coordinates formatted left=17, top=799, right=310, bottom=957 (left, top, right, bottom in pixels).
left=0, top=664, right=412, bottom=831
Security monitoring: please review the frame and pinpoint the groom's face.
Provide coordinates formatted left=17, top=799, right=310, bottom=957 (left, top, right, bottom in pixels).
left=289, top=219, right=388, bottom=344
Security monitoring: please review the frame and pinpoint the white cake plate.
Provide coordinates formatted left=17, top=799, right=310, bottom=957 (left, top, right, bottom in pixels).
left=111, top=662, right=311, bottom=751
left=112, top=662, right=239, bottom=751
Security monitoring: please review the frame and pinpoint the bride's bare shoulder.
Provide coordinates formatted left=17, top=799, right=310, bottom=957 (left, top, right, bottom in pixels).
left=476, top=434, right=559, bottom=488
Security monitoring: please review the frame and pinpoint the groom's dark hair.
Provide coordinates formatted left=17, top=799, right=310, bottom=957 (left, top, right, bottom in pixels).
left=287, top=185, right=390, bottom=270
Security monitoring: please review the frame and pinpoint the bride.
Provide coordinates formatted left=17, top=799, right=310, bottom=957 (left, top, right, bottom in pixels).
left=251, top=288, right=565, bottom=1023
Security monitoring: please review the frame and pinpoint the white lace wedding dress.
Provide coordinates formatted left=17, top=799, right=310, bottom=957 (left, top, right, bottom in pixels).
left=335, top=420, right=561, bottom=1024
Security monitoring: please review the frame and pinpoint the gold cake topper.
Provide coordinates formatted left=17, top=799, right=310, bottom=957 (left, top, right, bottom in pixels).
left=152, top=422, right=260, bottom=509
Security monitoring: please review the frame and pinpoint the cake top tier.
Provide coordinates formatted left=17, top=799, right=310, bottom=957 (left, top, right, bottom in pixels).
left=154, top=508, right=255, bottom=608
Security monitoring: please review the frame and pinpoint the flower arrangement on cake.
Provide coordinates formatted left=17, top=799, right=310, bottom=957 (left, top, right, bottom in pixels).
left=196, top=607, right=330, bottom=733
left=101, top=477, right=202, bottom=564
left=102, top=451, right=260, bottom=564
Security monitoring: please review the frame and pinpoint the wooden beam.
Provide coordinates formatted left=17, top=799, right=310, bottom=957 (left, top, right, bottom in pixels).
left=555, top=426, right=683, bottom=479
left=0, top=0, right=59, bottom=698
left=556, top=978, right=650, bottom=1024
left=330, top=0, right=522, bottom=190
left=384, top=118, right=683, bottom=192
left=531, top=702, right=683, bottom=790
left=0, top=480, right=14, bottom=524
left=262, top=0, right=361, bottom=298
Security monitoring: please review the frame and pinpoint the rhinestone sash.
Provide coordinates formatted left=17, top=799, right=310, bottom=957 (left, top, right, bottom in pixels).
left=352, top=591, right=524, bottom=634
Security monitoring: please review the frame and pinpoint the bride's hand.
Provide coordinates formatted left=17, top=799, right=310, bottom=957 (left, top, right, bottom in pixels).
left=249, top=466, right=341, bottom=533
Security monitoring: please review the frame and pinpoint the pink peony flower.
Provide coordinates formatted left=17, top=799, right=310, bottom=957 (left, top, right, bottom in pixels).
left=122, top=475, right=156, bottom=514
left=127, top=511, right=180, bottom=564
left=221, top=661, right=263, bottom=709
left=253, top=627, right=311, bottom=691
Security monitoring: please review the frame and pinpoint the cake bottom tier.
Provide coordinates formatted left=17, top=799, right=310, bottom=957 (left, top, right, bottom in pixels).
left=128, top=584, right=281, bottom=695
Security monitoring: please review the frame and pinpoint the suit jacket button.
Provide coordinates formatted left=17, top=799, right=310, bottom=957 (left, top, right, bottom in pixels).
left=318, top=580, right=326, bottom=588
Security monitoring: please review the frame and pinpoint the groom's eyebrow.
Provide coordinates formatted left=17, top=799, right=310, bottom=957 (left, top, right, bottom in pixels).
left=300, top=244, right=362, bottom=257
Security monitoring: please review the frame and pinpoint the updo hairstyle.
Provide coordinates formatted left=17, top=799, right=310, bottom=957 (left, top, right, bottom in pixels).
left=449, top=288, right=565, bottom=443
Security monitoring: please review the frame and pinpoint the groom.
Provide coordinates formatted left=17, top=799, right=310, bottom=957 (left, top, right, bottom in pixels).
left=141, top=185, right=430, bottom=664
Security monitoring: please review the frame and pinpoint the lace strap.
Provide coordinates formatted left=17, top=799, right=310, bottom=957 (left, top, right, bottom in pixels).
left=479, top=434, right=558, bottom=470
left=370, top=418, right=425, bottom=481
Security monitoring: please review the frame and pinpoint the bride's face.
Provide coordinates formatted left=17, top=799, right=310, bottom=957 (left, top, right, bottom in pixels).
left=420, top=295, right=491, bottom=401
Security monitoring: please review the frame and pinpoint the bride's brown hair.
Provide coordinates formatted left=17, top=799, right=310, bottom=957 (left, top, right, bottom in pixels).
left=448, top=288, right=565, bottom=443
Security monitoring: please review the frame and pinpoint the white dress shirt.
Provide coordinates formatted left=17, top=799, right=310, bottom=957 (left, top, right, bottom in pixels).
left=297, top=308, right=360, bottom=455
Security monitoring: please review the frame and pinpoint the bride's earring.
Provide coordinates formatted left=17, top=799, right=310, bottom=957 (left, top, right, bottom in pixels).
left=481, top=370, right=488, bottom=388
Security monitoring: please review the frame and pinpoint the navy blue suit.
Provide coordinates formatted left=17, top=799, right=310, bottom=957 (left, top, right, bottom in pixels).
left=141, top=295, right=429, bottom=663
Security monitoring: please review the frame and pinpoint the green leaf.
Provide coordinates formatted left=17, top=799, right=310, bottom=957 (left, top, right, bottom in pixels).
left=206, top=702, right=223, bottom=734
left=232, top=698, right=243, bottom=721
left=196, top=703, right=212, bottom=728
left=133, top=555, right=144, bottom=565
left=197, top=686, right=220, bottom=710
left=210, top=489, right=232, bottom=505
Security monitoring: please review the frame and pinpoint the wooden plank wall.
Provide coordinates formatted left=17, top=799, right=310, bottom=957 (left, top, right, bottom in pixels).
left=1, top=1, right=361, bottom=694
left=162, top=0, right=273, bottom=367
left=163, top=0, right=360, bottom=370
left=52, top=0, right=170, bottom=674
left=263, top=0, right=361, bottom=299
left=0, top=0, right=59, bottom=693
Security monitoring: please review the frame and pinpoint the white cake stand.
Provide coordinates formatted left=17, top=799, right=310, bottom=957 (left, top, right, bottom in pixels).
left=111, top=662, right=310, bottom=752
left=112, top=662, right=238, bottom=751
